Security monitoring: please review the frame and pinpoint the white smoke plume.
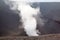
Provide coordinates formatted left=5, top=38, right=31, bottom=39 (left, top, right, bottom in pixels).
left=4, top=0, right=41, bottom=36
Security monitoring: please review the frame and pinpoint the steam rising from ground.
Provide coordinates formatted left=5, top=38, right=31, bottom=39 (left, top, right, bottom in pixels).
left=4, top=0, right=41, bottom=36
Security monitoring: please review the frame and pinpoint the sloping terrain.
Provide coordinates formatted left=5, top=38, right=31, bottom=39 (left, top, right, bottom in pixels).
left=0, top=34, right=60, bottom=40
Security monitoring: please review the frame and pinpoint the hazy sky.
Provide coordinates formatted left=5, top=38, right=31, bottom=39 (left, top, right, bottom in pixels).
left=26, top=0, right=60, bottom=2
left=11, top=0, right=60, bottom=2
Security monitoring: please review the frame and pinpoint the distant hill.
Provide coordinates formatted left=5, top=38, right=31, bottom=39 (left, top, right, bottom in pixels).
left=31, top=2, right=60, bottom=21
